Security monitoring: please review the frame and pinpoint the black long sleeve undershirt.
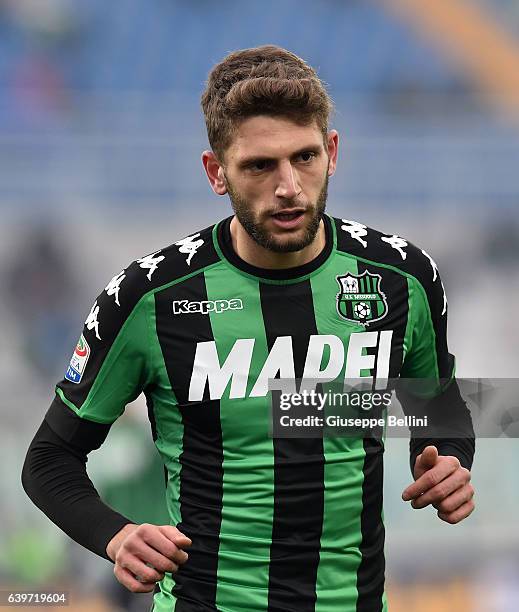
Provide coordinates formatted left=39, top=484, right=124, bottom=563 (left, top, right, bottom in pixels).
left=402, top=379, right=476, bottom=474
left=21, top=401, right=133, bottom=562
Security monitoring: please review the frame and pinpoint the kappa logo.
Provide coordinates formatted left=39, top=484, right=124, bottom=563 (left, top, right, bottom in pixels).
left=85, top=300, right=101, bottom=340
left=336, top=271, right=388, bottom=325
left=175, top=233, right=204, bottom=266
left=173, top=298, right=243, bottom=315
left=65, top=334, right=91, bottom=384
left=105, top=270, right=126, bottom=306
left=137, top=251, right=165, bottom=280
left=341, top=219, right=368, bottom=248
left=381, top=234, right=408, bottom=260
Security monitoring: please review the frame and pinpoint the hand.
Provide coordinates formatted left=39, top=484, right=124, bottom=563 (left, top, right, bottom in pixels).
left=106, top=523, right=192, bottom=593
left=402, top=445, right=475, bottom=524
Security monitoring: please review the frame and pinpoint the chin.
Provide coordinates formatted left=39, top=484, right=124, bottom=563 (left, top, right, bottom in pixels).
left=265, top=233, right=313, bottom=254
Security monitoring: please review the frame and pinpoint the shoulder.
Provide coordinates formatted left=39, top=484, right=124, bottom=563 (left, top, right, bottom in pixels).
left=83, top=220, right=221, bottom=344
left=330, top=215, right=443, bottom=298
left=124, top=219, right=220, bottom=297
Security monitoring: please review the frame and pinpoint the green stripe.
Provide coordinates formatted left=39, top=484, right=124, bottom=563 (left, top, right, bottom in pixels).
left=204, top=262, right=274, bottom=612
left=152, top=572, right=176, bottom=612
left=400, top=277, right=445, bottom=397
left=145, top=293, right=184, bottom=526
left=310, top=254, right=367, bottom=611
left=402, top=278, right=416, bottom=375
left=132, top=293, right=184, bottom=611
left=411, top=276, right=439, bottom=380
left=382, top=587, right=388, bottom=611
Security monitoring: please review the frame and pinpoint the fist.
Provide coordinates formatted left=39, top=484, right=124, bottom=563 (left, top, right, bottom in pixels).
left=107, top=523, right=192, bottom=593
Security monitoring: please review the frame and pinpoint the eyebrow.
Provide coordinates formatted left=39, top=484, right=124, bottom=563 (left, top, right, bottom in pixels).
left=236, top=144, right=323, bottom=168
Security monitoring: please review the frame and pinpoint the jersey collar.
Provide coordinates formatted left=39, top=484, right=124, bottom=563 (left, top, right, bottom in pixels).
left=215, top=213, right=334, bottom=281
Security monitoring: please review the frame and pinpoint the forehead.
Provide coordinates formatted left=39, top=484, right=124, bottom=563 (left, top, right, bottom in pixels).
left=225, top=115, right=324, bottom=162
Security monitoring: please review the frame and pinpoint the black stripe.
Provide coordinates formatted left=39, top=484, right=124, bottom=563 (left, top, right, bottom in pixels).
left=146, top=392, right=159, bottom=442
left=145, top=392, right=168, bottom=487
left=356, top=437, right=385, bottom=612
left=345, top=299, right=353, bottom=320
left=354, top=262, right=409, bottom=611
left=260, top=281, right=324, bottom=612
left=155, top=272, right=222, bottom=611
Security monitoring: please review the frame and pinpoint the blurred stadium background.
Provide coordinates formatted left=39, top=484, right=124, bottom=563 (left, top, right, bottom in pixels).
left=1, top=0, right=518, bottom=610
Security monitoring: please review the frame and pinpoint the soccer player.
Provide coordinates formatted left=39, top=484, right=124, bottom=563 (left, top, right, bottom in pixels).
left=22, top=45, right=475, bottom=612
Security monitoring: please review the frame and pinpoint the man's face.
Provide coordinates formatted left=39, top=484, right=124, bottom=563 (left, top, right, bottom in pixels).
left=220, top=116, right=336, bottom=253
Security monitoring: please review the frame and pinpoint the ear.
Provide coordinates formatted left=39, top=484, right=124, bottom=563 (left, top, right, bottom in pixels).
left=202, top=150, right=228, bottom=195
left=326, top=130, right=339, bottom=177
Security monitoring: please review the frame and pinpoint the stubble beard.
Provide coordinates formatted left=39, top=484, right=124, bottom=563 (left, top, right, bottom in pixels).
left=226, top=174, right=329, bottom=254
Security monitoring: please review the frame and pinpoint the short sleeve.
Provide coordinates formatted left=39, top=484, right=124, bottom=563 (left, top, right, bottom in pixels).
left=54, top=264, right=153, bottom=425
left=400, top=254, right=455, bottom=395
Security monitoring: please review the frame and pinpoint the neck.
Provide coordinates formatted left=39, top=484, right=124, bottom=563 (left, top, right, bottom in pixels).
left=229, top=215, right=326, bottom=270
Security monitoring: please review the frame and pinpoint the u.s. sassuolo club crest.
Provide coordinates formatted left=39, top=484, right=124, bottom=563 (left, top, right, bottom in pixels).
left=336, top=271, right=388, bottom=325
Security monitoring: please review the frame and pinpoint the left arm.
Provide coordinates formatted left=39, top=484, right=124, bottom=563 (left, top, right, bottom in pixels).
left=398, top=254, right=475, bottom=523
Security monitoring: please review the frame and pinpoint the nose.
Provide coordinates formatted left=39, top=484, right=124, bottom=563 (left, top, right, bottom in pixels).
left=274, top=160, right=301, bottom=200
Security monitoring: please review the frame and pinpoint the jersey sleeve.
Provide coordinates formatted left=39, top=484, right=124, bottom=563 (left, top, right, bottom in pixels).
left=396, top=254, right=475, bottom=471
left=53, top=262, right=154, bottom=428
left=400, top=253, right=454, bottom=393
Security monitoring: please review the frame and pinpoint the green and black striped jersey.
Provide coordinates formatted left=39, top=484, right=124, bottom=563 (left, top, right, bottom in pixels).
left=53, top=213, right=454, bottom=612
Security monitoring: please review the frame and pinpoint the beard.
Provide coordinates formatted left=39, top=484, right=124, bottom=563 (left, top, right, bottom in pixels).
left=225, top=174, right=329, bottom=254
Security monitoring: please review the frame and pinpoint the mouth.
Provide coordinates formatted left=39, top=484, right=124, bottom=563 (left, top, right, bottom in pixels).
left=270, top=209, right=306, bottom=229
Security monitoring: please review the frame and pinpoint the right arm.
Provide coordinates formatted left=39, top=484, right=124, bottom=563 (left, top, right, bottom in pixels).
left=21, top=261, right=191, bottom=591
left=22, top=401, right=191, bottom=592
left=21, top=401, right=133, bottom=562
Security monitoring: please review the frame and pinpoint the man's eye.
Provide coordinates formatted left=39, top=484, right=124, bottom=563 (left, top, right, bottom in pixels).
left=248, top=160, right=271, bottom=171
left=298, top=152, right=316, bottom=163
